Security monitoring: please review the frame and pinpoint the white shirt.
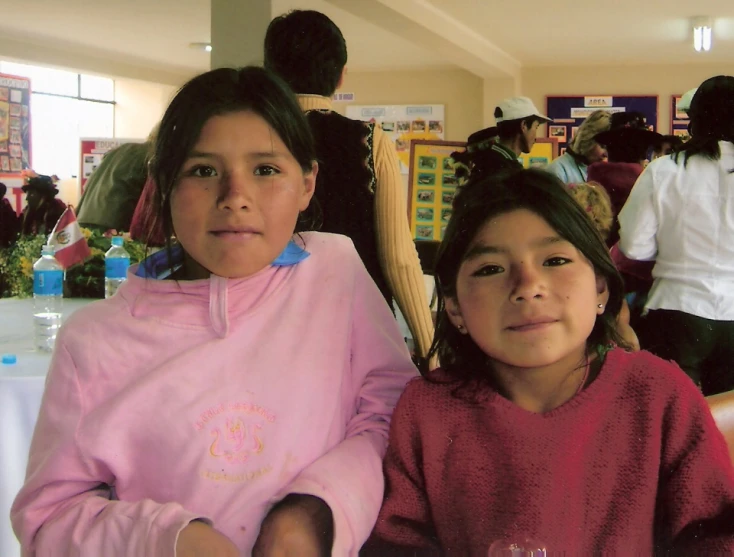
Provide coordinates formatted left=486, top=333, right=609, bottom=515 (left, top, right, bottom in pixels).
left=619, top=141, right=734, bottom=320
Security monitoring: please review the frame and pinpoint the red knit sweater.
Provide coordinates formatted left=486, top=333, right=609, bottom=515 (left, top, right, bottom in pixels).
left=363, top=349, right=734, bottom=556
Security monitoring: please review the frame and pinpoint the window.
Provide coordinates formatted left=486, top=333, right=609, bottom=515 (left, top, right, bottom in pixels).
left=0, top=61, right=115, bottom=179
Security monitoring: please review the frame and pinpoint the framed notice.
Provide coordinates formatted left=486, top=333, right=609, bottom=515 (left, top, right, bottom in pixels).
left=79, top=137, right=144, bottom=194
left=670, top=95, right=691, bottom=142
left=408, top=139, right=463, bottom=242
left=546, top=95, right=659, bottom=151
left=0, top=72, right=31, bottom=178
left=346, top=104, right=445, bottom=174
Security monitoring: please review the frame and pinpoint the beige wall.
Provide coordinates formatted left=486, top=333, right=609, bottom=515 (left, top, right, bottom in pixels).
left=522, top=63, right=734, bottom=134
left=338, top=68, right=484, bottom=142
left=114, top=78, right=179, bottom=139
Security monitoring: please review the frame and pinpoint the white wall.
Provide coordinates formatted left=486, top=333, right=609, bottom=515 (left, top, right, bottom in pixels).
left=114, top=78, right=179, bottom=139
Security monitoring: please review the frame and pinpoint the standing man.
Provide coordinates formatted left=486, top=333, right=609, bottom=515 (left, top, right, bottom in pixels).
left=264, top=10, right=434, bottom=362
left=463, top=97, right=553, bottom=181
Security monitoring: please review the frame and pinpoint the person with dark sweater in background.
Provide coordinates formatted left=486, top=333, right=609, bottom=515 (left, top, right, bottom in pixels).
left=587, top=111, right=662, bottom=247
left=263, top=9, right=434, bottom=361
left=362, top=169, right=734, bottom=556
left=0, top=182, right=19, bottom=247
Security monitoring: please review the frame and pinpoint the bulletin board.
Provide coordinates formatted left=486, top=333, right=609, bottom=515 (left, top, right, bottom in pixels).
left=670, top=95, right=691, bottom=142
left=0, top=72, right=32, bottom=178
left=408, top=140, right=463, bottom=242
left=346, top=104, right=445, bottom=174
left=79, top=137, right=144, bottom=194
left=546, top=95, right=659, bottom=154
left=407, top=139, right=559, bottom=241
left=518, top=138, right=558, bottom=169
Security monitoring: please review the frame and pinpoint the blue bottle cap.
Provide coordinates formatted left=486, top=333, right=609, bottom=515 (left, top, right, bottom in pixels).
left=111, top=237, right=124, bottom=246
left=1, top=354, right=17, bottom=365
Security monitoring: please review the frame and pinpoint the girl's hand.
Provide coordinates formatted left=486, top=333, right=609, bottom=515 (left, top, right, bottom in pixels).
left=253, top=494, right=334, bottom=557
left=176, top=521, right=240, bottom=557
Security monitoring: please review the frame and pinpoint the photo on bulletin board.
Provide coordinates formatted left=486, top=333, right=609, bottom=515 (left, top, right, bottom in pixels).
left=670, top=94, right=691, bottom=141
left=408, top=139, right=466, bottom=242
left=546, top=95, right=659, bottom=153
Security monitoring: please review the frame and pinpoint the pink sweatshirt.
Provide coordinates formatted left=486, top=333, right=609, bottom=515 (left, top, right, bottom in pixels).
left=11, top=232, right=417, bottom=556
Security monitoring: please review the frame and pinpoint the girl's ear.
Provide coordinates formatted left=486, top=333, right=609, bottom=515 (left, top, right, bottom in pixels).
left=444, top=296, right=468, bottom=334
left=596, top=275, right=610, bottom=315
left=299, top=162, right=318, bottom=211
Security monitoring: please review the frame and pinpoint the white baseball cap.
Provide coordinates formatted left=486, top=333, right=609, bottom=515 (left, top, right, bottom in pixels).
left=678, top=88, right=698, bottom=114
left=495, top=96, right=553, bottom=124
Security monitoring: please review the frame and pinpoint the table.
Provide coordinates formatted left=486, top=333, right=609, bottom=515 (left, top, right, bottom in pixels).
left=0, top=298, right=92, bottom=557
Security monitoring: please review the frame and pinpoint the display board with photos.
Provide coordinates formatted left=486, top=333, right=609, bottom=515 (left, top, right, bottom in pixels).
left=408, top=138, right=560, bottom=242
left=346, top=104, right=445, bottom=174
left=79, top=138, right=144, bottom=194
left=671, top=95, right=691, bottom=142
left=546, top=95, right=659, bottom=154
left=0, top=72, right=31, bottom=178
left=518, top=138, right=558, bottom=169
left=408, top=140, right=463, bottom=242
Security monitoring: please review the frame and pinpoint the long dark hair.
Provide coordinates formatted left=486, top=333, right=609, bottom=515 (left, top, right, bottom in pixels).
left=148, top=66, right=321, bottom=258
left=673, top=75, right=734, bottom=170
left=426, top=168, right=627, bottom=391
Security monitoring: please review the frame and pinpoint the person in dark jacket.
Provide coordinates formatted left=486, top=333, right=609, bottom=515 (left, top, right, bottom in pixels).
left=0, top=182, right=19, bottom=247
left=19, top=174, right=66, bottom=237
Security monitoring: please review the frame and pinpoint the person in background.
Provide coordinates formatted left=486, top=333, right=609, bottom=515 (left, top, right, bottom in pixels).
left=449, top=126, right=498, bottom=186
left=363, top=169, right=734, bottom=556
left=12, top=66, right=417, bottom=557
left=546, top=110, right=611, bottom=183
left=264, top=9, right=434, bottom=361
left=0, top=182, right=19, bottom=247
left=651, top=134, right=683, bottom=160
left=566, top=181, right=639, bottom=351
left=76, top=128, right=156, bottom=232
left=19, top=173, right=66, bottom=237
left=466, top=97, right=552, bottom=179
left=619, top=75, right=734, bottom=396
left=587, top=111, right=662, bottom=246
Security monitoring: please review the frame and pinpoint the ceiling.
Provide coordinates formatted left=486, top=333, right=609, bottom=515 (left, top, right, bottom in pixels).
left=0, top=0, right=731, bottom=82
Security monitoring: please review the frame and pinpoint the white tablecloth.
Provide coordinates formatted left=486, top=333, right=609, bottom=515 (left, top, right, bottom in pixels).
left=0, top=298, right=92, bottom=557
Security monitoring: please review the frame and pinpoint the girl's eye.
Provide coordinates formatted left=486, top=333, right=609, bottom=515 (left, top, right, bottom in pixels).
left=254, top=165, right=280, bottom=176
left=472, top=264, right=504, bottom=277
left=544, top=256, right=571, bottom=266
left=186, top=165, right=217, bottom=178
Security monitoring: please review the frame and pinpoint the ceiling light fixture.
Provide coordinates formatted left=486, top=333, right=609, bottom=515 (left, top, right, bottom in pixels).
left=692, top=16, right=713, bottom=52
left=189, top=42, right=212, bottom=53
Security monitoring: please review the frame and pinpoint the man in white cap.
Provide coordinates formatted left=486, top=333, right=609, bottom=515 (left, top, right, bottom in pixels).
left=493, top=96, right=553, bottom=161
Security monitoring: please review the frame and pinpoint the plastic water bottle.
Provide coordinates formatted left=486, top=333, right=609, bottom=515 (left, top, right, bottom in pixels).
left=33, top=244, right=64, bottom=353
left=105, top=236, right=130, bottom=298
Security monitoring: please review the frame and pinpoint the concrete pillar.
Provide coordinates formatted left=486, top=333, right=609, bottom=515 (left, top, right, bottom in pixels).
left=210, top=0, right=272, bottom=69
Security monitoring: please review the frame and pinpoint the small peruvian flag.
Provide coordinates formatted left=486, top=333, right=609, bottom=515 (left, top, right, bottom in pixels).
left=48, top=206, right=92, bottom=269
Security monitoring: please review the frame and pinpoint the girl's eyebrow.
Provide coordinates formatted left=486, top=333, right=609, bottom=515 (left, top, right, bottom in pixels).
left=464, top=236, right=566, bottom=261
left=184, top=150, right=289, bottom=160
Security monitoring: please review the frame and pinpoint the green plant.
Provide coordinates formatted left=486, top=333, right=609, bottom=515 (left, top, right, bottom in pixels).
left=0, top=229, right=149, bottom=299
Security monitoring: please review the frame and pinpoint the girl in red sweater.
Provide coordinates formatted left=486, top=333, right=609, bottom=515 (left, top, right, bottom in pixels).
left=363, top=168, right=734, bottom=556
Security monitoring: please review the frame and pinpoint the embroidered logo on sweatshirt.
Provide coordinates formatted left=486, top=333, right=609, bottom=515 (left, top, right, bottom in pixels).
left=194, top=401, right=277, bottom=483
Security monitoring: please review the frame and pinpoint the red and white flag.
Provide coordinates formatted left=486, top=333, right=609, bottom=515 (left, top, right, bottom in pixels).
left=48, top=206, right=92, bottom=269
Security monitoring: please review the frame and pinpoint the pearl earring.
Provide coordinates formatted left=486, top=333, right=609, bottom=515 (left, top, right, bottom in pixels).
left=457, top=324, right=465, bottom=332
left=597, top=303, right=604, bottom=309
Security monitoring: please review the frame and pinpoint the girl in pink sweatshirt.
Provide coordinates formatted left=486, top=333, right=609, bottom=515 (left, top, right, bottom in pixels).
left=11, top=67, right=416, bottom=557
left=364, top=169, right=734, bottom=555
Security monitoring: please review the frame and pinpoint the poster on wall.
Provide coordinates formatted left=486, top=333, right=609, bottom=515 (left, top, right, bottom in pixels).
left=0, top=72, right=31, bottom=179
left=546, top=95, right=659, bottom=152
left=518, top=138, right=558, bottom=169
left=407, top=140, right=462, bottom=241
left=671, top=95, right=691, bottom=142
left=408, top=138, right=560, bottom=242
left=346, top=104, right=445, bottom=174
left=79, top=137, right=144, bottom=194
